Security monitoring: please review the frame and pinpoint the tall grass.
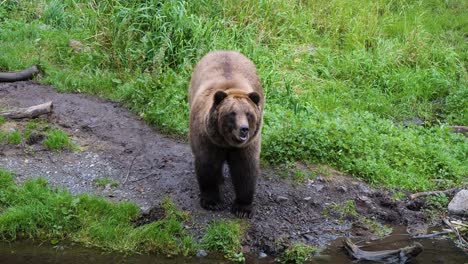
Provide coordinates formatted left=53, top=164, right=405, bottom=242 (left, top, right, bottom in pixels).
left=0, top=0, right=466, bottom=190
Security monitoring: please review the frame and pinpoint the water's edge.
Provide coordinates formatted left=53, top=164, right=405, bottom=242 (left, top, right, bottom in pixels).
left=1, top=227, right=466, bottom=264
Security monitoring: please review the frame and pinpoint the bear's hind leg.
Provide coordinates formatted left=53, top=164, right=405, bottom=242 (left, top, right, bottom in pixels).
left=194, top=148, right=225, bottom=211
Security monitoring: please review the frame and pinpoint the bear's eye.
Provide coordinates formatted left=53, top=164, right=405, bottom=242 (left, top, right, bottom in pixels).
left=229, top=112, right=236, bottom=117
left=246, top=112, right=253, bottom=119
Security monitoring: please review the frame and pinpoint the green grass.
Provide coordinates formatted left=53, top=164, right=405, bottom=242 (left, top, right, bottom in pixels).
left=93, top=178, right=119, bottom=188
left=7, top=130, right=22, bottom=145
left=279, top=244, right=318, bottom=264
left=0, top=117, right=5, bottom=126
left=0, top=169, right=196, bottom=255
left=323, top=200, right=359, bottom=220
left=43, top=129, right=74, bottom=151
left=202, top=220, right=246, bottom=262
left=0, top=120, right=74, bottom=150
left=0, top=0, right=466, bottom=190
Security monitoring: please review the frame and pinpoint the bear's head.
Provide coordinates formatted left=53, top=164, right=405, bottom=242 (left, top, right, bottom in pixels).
left=211, top=89, right=262, bottom=147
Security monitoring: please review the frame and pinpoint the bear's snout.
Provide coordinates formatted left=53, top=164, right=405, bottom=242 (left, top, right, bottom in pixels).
left=239, top=126, right=249, bottom=141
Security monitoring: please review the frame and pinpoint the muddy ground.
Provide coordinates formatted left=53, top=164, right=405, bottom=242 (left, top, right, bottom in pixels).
left=0, top=81, right=431, bottom=255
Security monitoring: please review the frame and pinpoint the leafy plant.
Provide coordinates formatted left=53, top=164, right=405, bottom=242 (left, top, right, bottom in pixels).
left=426, top=193, right=450, bottom=210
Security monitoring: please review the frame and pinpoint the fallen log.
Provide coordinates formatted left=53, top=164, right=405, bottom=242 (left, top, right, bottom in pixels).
left=343, top=238, right=423, bottom=263
left=450, top=126, right=468, bottom=135
left=410, top=186, right=462, bottom=200
left=0, top=65, right=39, bottom=82
left=0, top=101, right=53, bottom=119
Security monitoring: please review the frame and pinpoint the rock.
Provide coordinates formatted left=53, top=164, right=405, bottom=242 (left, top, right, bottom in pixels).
left=448, top=190, right=468, bottom=216
left=338, top=186, right=347, bottom=192
left=314, top=184, right=324, bottom=192
left=69, top=40, right=91, bottom=53
left=357, top=183, right=374, bottom=195
left=68, top=40, right=84, bottom=53
left=242, top=245, right=251, bottom=253
left=258, top=252, right=267, bottom=259
left=358, top=195, right=372, bottom=204
left=303, top=234, right=314, bottom=241
left=303, top=196, right=312, bottom=201
left=196, top=249, right=207, bottom=257
left=406, top=225, right=428, bottom=236
left=276, top=196, right=289, bottom=203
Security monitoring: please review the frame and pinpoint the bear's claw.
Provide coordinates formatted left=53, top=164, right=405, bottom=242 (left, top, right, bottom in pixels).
left=231, top=203, right=253, bottom=218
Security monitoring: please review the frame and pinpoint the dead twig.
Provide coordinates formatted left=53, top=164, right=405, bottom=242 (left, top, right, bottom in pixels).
left=129, top=172, right=157, bottom=183
left=343, top=238, right=423, bottom=263
left=0, top=101, right=53, bottom=119
left=0, top=65, right=39, bottom=82
left=123, top=155, right=137, bottom=185
left=410, top=186, right=461, bottom=200
left=443, top=218, right=468, bottom=247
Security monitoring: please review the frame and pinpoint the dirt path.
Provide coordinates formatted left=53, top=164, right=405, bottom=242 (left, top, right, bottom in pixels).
left=0, top=81, right=428, bottom=254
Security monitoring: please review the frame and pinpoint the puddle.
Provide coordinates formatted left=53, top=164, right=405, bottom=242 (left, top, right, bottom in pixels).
left=320, top=227, right=467, bottom=264
left=0, top=240, right=228, bottom=264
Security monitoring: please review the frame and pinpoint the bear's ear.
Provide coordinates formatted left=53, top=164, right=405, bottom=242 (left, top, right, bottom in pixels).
left=214, top=91, right=228, bottom=106
left=248, top=92, right=261, bottom=106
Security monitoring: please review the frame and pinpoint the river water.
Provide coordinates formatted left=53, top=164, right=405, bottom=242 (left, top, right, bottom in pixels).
left=1, top=230, right=466, bottom=264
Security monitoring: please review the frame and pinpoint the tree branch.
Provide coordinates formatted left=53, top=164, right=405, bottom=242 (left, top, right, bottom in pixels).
left=0, top=65, right=39, bottom=82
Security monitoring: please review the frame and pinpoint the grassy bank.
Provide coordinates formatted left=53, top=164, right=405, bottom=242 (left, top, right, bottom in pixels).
left=0, top=0, right=466, bottom=190
left=0, top=169, right=247, bottom=259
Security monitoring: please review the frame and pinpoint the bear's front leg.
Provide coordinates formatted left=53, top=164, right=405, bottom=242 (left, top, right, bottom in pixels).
left=227, top=144, right=259, bottom=218
left=194, top=145, right=225, bottom=211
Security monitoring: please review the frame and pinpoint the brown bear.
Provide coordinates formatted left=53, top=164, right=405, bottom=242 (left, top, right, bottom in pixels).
left=188, top=51, right=264, bottom=218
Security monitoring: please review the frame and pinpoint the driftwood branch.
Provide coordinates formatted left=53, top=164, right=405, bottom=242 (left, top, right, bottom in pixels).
left=412, top=230, right=452, bottom=239
left=450, top=126, right=468, bottom=135
left=0, top=65, right=39, bottom=82
left=410, top=186, right=461, bottom=200
left=443, top=219, right=468, bottom=248
left=343, top=238, right=423, bottom=263
left=0, top=101, right=53, bottom=119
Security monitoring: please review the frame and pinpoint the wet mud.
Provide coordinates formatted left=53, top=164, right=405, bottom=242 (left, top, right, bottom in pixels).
left=0, top=81, right=437, bottom=255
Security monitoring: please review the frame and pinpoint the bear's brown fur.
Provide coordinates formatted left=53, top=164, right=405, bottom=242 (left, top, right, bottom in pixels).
left=189, top=51, right=264, bottom=218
